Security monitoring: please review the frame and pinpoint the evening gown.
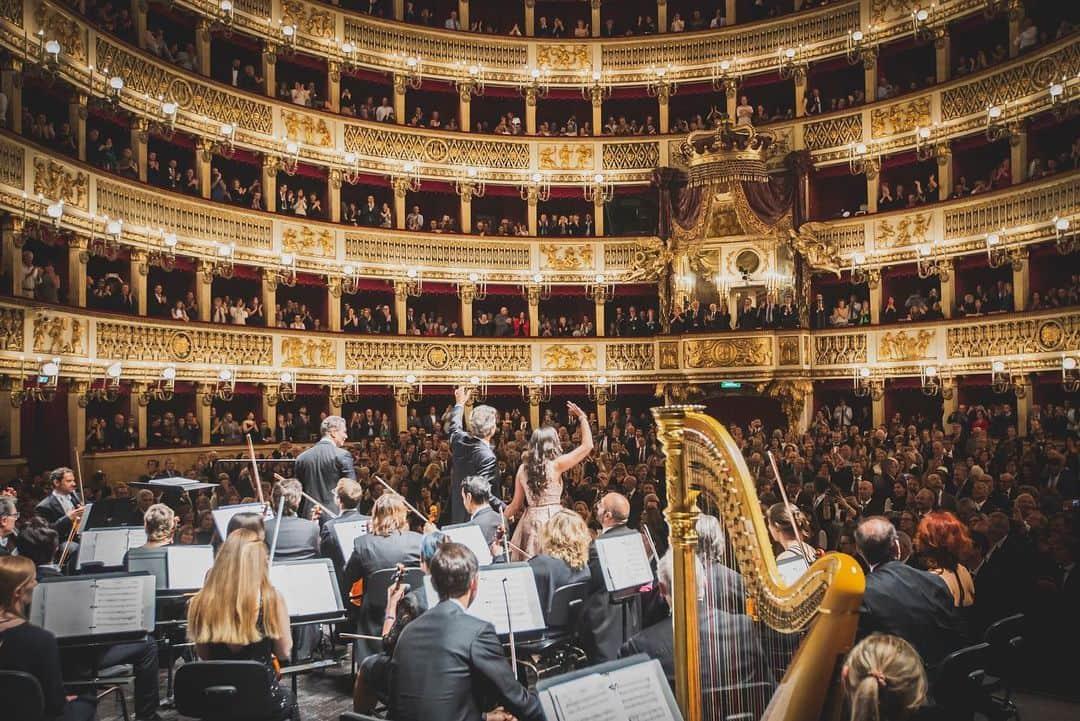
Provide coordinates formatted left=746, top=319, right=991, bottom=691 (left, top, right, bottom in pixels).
left=510, top=471, right=563, bottom=561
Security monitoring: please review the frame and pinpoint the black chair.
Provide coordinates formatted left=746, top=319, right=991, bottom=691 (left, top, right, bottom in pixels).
left=354, top=567, right=425, bottom=661
left=340, top=715, right=386, bottom=721
left=983, top=613, right=1025, bottom=718
left=174, top=660, right=282, bottom=721
left=0, top=670, right=45, bottom=721
left=515, top=581, right=588, bottom=682
left=932, top=643, right=1005, bottom=721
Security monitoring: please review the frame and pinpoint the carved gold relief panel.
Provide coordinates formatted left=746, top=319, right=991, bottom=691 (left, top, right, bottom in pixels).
left=281, top=0, right=335, bottom=39
left=878, top=329, right=935, bottom=362
left=947, top=314, right=1080, bottom=358
left=871, top=0, right=918, bottom=26
left=540, top=244, right=593, bottom=271
left=874, top=212, right=933, bottom=249
left=870, top=97, right=930, bottom=138
left=537, top=45, right=591, bottom=70
left=32, top=314, right=84, bottom=355
left=658, top=341, right=680, bottom=370
left=96, top=323, right=272, bottom=365
left=803, top=113, right=862, bottom=151
left=779, top=336, right=801, bottom=366
left=281, top=110, right=333, bottom=148
left=36, top=5, right=86, bottom=61
left=0, top=308, right=23, bottom=351
left=33, top=158, right=89, bottom=210
left=282, top=225, right=335, bottom=257
left=539, top=144, right=594, bottom=171
left=0, top=138, right=24, bottom=188
left=541, top=345, right=598, bottom=371
left=346, top=341, right=531, bottom=372
left=602, top=142, right=660, bottom=172
left=684, top=338, right=772, bottom=368
left=281, top=337, right=336, bottom=368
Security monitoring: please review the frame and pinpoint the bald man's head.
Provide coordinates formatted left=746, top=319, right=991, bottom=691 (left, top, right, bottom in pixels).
left=855, top=516, right=898, bottom=568
left=597, top=492, right=630, bottom=530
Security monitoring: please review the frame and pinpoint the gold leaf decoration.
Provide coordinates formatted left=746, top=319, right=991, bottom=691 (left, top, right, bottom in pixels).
left=32, top=314, right=84, bottom=355
left=345, top=340, right=531, bottom=372
left=538, top=144, right=594, bottom=171
left=606, top=343, right=655, bottom=372
left=870, top=97, right=931, bottom=138
left=282, top=225, right=335, bottom=257
left=875, top=212, right=932, bottom=249
left=541, top=345, right=598, bottom=371
left=684, top=338, right=772, bottom=368
left=878, top=329, right=935, bottom=362
left=281, top=337, right=335, bottom=368
left=540, top=244, right=593, bottom=271
left=658, top=342, right=680, bottom=370
left=814, top=334, right=867, bottom=365
left=282, top=110, right=333, bottom=147
left=33, top=158, right=88, bottom=210
left=0, top=308, right=23, bottom=351
left=537, top=45, right=591, bottom=70
left=96, top=322, right=271, bottom=365
left=779, top=336, right=801, bottom=366
left=36, top=6, right=85, bottom=61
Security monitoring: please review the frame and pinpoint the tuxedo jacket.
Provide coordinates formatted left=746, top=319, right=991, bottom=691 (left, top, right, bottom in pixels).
left=295, top=438, right=356, bottom=512
left=448, top=404, right=498, bottom=524
left=34, top=493, right=82, bottom=540
left=264, top=515, right=319, bottom=561
left=578, top=524, right=644, bottom=662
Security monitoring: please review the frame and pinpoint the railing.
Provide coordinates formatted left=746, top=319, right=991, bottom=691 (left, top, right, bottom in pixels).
left=2, top=298, right=1075, bottom=385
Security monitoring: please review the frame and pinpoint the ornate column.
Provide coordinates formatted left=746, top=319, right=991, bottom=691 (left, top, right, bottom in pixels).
left=458, top=0, right=469, bottom=29
left=328, top=62, right=342, bottom=114
left=936, top=145, right=953, bottom=202
left=1011, top=248, right=1029, bottom=311
left=328, top=278, right=343, bottom=331
left=524, top=0, right=535, bottom=36
left=459, top=283, right=475, bottom=336
left=195, top=20, right=212, bottom=77
left=262, top=43, right=277, bottom=97
left=526, top=387, right=541, bottom=429
left=0, top=389, right=20, bottom=457
left=865, top=171, right=879, bottom=213
left=524, top=87, right=538, bottom=135
left=261, top=391, right=277, bottom=435
left=393, top=74, right=407, bottom=126
left=458, top=82, right=473, bottom=132
left=525, top=189, right=539, bottom=235
left=130, top=251, right=148, bottom=315
left=867, top=269, right=882, bottom=324
left=70, top=92, right=87, bottom=164
left=526, top=283, right=541, bottom=337
left=872, top=392, right=885, bottom=429
left=197, top=383, right=213, bottom=445
left=1008, top=10, right=1020, bottom=58
left=1015, top=374, right=1032, bottom=437
left=3, top=219, right=20, bottom=297
left=328, top=170, right=343, bottom=223
left=935, top=31, right=951, bottom=84
left=393, top=281, right=409, bottom=334
left=262, top=154, right=279, bottom=213
left=594, top=197, right=606, bottom=237
left=69, top=238, right=89, bottom=307
left=392, top=177, right=409, bottom=230
left=941, top=378, right=958, bottom=431
left=195, top=138, right=213, bottom=200
left=1, top=59, right=22, bottom=134
left=69, top=381, right=88, bottom=458
left=132, top=0, right=147, bottom=50
left=393, top=385, right=410, bottom=434
left=262, top=269, right=278, bottom=328
left=591, top=285, right=608, bottom=337
left=725, top=0, right=736, bottom=24
left=393, top=0, right=404, bottom=21
left=938, top=260, right=955, bottom=319
left=134, top=383, right=149, bottom=449
left=793, top=71, right=808, bottom=119
left=459, top=190, right=473, bottom=234
left=1010, top=127, right=1027, bottom=184
left=131, top=118, right=149, bottom=183
left=656, top=0, right=668, bottom=33
left=196, top=261, right=213, bottom=322
left=655, top=85, right=672, bottom=135
left=590, top=0, right=601, bottom=36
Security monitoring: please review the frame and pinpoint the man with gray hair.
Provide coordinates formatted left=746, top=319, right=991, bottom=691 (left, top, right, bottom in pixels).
left=448, top=386, right=498, bottom=523
left=0, top=497, right=19, bottom=556
left=295, top=414, right=355, bottom=513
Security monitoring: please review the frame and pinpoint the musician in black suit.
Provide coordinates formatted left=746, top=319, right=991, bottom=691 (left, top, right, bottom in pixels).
left=319, top=479, right=370, bottom=561
left=528, top=509, right=591, bottom=619
left=855, top=517, right=963, bottom=674
left=264, top=479, right=319, bottom=561
left=578, top=492, right=644, bottom=662
left=448, top=386, right=499, bottom=523
left=455, top=475, right=503, bottom=547
left=389, top=543, right=544, bottom=721
left=294, top=415, right=356, bottom=512
left=33, top=467, right=84, bottom=565
left=0, top=497, right=18, bottom=556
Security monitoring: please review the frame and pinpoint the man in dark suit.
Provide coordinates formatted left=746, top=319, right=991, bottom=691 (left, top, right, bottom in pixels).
left=34, top=466, right=85, bottom=560
left=295, top=415, right=356, bottom=512
left=264, top=479, right=319, bottom=561
left=855, top=517, right=963, bottom=673
left=319, top=478, right=370, bottom=563
left=448, top=386, right=499, bottom=523
left=458, top=475, right=502, bottom=546
left=421, top=405, right=441, bottom=435
left=757, top=294, right=779, bottom=330
left=390, top=543, right=544, bottom=721
left=0, top=497, right=19, bottom=556
left=578, top=493, right=644, bottom=662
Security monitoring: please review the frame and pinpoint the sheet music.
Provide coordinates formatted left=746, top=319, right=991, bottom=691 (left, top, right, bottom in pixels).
left=443, top=524, right=493, bottom=566
left=37, top=584, right=87, bottom=638
left=91, top=577, right=149, bottom=633
left=607, top=662, right=678, bottom=721
left=150, top=477, right=199, bottom=487
left=543, top=672, right=626, bottom=721
left=331, top=520, right=369, bottom=563
left=270, top=561, right=342, bottom=618
left=595, top=533, right=652, bottom=593
left=212, top=503, right=273, bottom=540
left=79, top=528, right=147, bottom=568
left=167, top=546, right=214, bottom=589
left=421, top=565, right=545, bottom=635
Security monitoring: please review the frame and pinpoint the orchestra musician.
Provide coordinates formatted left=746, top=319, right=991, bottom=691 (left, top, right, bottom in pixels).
left=294, top=416, right=356, bottom=513
left=124, top=504, right=176, bottom=566
left=459, top=475, right=502, bottom=546
left=389, top=542, right=544, bottom=721
left=448, top=386, right=499, bottom=524
left=0, top=497, right=19, bottom=556
left=187, top=528, right=298, bottom=721
left=528, top=509, right=591, bottom=617
left=264, top=479, right=319, bottom=562
left=33, top=467, right=85, bottom=565
left=320, top=478, right=371, bottom=595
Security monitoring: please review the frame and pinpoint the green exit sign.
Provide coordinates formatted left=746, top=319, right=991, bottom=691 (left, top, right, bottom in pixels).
left=720, top=381, right=742, bottom=389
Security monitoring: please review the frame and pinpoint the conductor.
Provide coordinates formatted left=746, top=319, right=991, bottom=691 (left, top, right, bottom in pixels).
left=448, top=386, right=499, bottom=524
left=294, top=415, right=356, bottom=512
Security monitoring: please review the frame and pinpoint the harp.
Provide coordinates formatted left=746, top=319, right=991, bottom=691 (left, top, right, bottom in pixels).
left=653, top=405, right=865, bottom=721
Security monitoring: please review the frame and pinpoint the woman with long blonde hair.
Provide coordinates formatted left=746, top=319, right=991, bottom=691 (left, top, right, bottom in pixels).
left=529, top=510, right=592, bottom=613
left=187, top=528, right=298, bottom=720
left=504, top=401, right=594, bottom=561
left=842, top=633, right=927, bottom=721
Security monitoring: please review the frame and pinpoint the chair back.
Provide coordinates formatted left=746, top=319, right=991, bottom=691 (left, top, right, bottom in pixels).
left=362, top=567, right=425, bottom=618
left=547, top=581, right=588, bottom=628
left=983, top=613, right=1025, bottom=680
left=174, top=660, right=280, bottom=721
left=0, top=670, right=45, bottom=721
left=933, top=642, right=993, bottom=716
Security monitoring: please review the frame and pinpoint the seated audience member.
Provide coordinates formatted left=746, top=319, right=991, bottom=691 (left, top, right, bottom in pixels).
left=264, top=478, right=319, bottom=561
left=188, top=529, right=297, bottom=720
left=0, top=555, right=97, bottom=721
left=528, top=509, right=592, bottom=616
left=855, top=517, right=963, bottom=674
left=913, top=511, right=975, bottom=612
left=0, top=497, right=18, bottom=556
left=389, top=543, right=544, bottom=721
left=842, top=634, right=928, bottom=721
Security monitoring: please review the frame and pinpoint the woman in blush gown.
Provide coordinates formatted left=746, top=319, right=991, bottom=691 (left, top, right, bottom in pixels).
left=505, top=401, right=594, bottom=561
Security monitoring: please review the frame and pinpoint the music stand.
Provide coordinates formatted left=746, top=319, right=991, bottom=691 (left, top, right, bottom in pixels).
left=30, top=571, right=156, bottom=642
left=83, top=498, right=139, bottom=529
left=211, top=502, right=274, bottom=541
left=130, top=477, right=219, bottom=510
left=329, top=519, right=370, bottom=566
left=269, top=558, right=346, bottom=625
left=537, top=654, right=683, bottom=721
left=422, top=562, right=545, bottom=638
left=76, top=527, right=148, bottom=570
left=126, top=545, right=215, bottom=595
left=440, top=522, right=494, bottom=566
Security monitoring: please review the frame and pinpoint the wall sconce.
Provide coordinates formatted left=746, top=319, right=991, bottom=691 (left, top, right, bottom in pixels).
left=279, top=22, right=297, bottom=53
left=912, top=6, right=945, bottom=46
left=337, top=41, right=359, bottom=75
left=1048, top=75, right=1078, bottom=120
left=990, top=360, right=1015, bottom=394
left=209, top=123, right=236, bottom=159
left=213, top=368, right=236, bottom=402
left=587, top=272, right=615, bottom=303
left=587, top=375, right=617, bottom=404
left=985, top=103, right=1019, bottom=144
left=106, top=73, right=124, bottom=105
left=468, top=374, right=488, bottom=403
left=711, top=57, right=741, bottom=97
left=394, top=374, right=423, bottom=405
left=777, top=46, right=808, bottom=83
left=340, top=263, right=361, bottom=295
left=80, top=361, right=123, bottom=406
left=45, top=198, right=64, bottom=228
left=210, top=242, right=235, bottom=279
left=454, top=62, right=485, bottom=99
left=848, top=142, right=880, bottom=179
left=713, top=273, right=732, bottom=297
left=584, top=173, right=614, bottom=203
left=764, top=270, right=793, bottom=295
left=1054, top=216, right=1077, bottom=254
left=985, top=231, right=1009, bottom=268
left=11, top=357, right=62, bottom=406
left=270, top=370, right=297, bottom=404
left=391, top=161, right=422, bottom=195
left=520, top=172, right=551, bottom=203
left=147, top=228, right=177, bottom=271
left=340, top=151, right=362, bottom=185
left=150, top=98, right=178, bottom=141
left=214, top=0, right=234, bottom=34
left=458, top=271, right=487, bottom=302
left=853, top=367, right=884, bottom=400
left=850, top=253, right=880, bottom=287
left=914, top=125, right=949, bottom=164
left=518, top=66, right=551, bottom=105
left=330, top=373, right=361, bottom=406
left=522, top=375, right=551, bottom=405
left=90, top=216, right=123, bottom=260
left=400, top=268, right=423, bottom=298
left=916, top=243, right=950, bottom=280
left=40, top=36, right=61, bottom=73
left=846, top=28, right=878, bottom=68
left=646, top=65, right=677, bottom=101
left=581, top=67, right=612, bottom=106
left=920, top=364, right=942, bottom=397
left=454, top=166, right=486, bottom=200
left=1062, top=355, right=1079, bottom=393
left=280, top=138, right=301, bottom=176
left=394, top=55, right=423, bottom=91
left=273, top=252, right=297, bottom=288
left=142, top=365, right=176, bottom=403
left=523, top=271, right=551, bottom=303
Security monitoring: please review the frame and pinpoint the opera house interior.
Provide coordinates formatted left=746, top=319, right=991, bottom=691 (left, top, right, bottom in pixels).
left=0, top=0, right=1078, bottom=719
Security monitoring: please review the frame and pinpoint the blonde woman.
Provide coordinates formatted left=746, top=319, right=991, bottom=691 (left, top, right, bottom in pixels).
left=125, top=502, right=177, bottom=567
left=843, top=634, right=927, bottom=721
left=528, top=510, right=592, bottom=614
left=505, top=402, right=594, bottom=561
left=187, top=529, right=297, bottom=720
